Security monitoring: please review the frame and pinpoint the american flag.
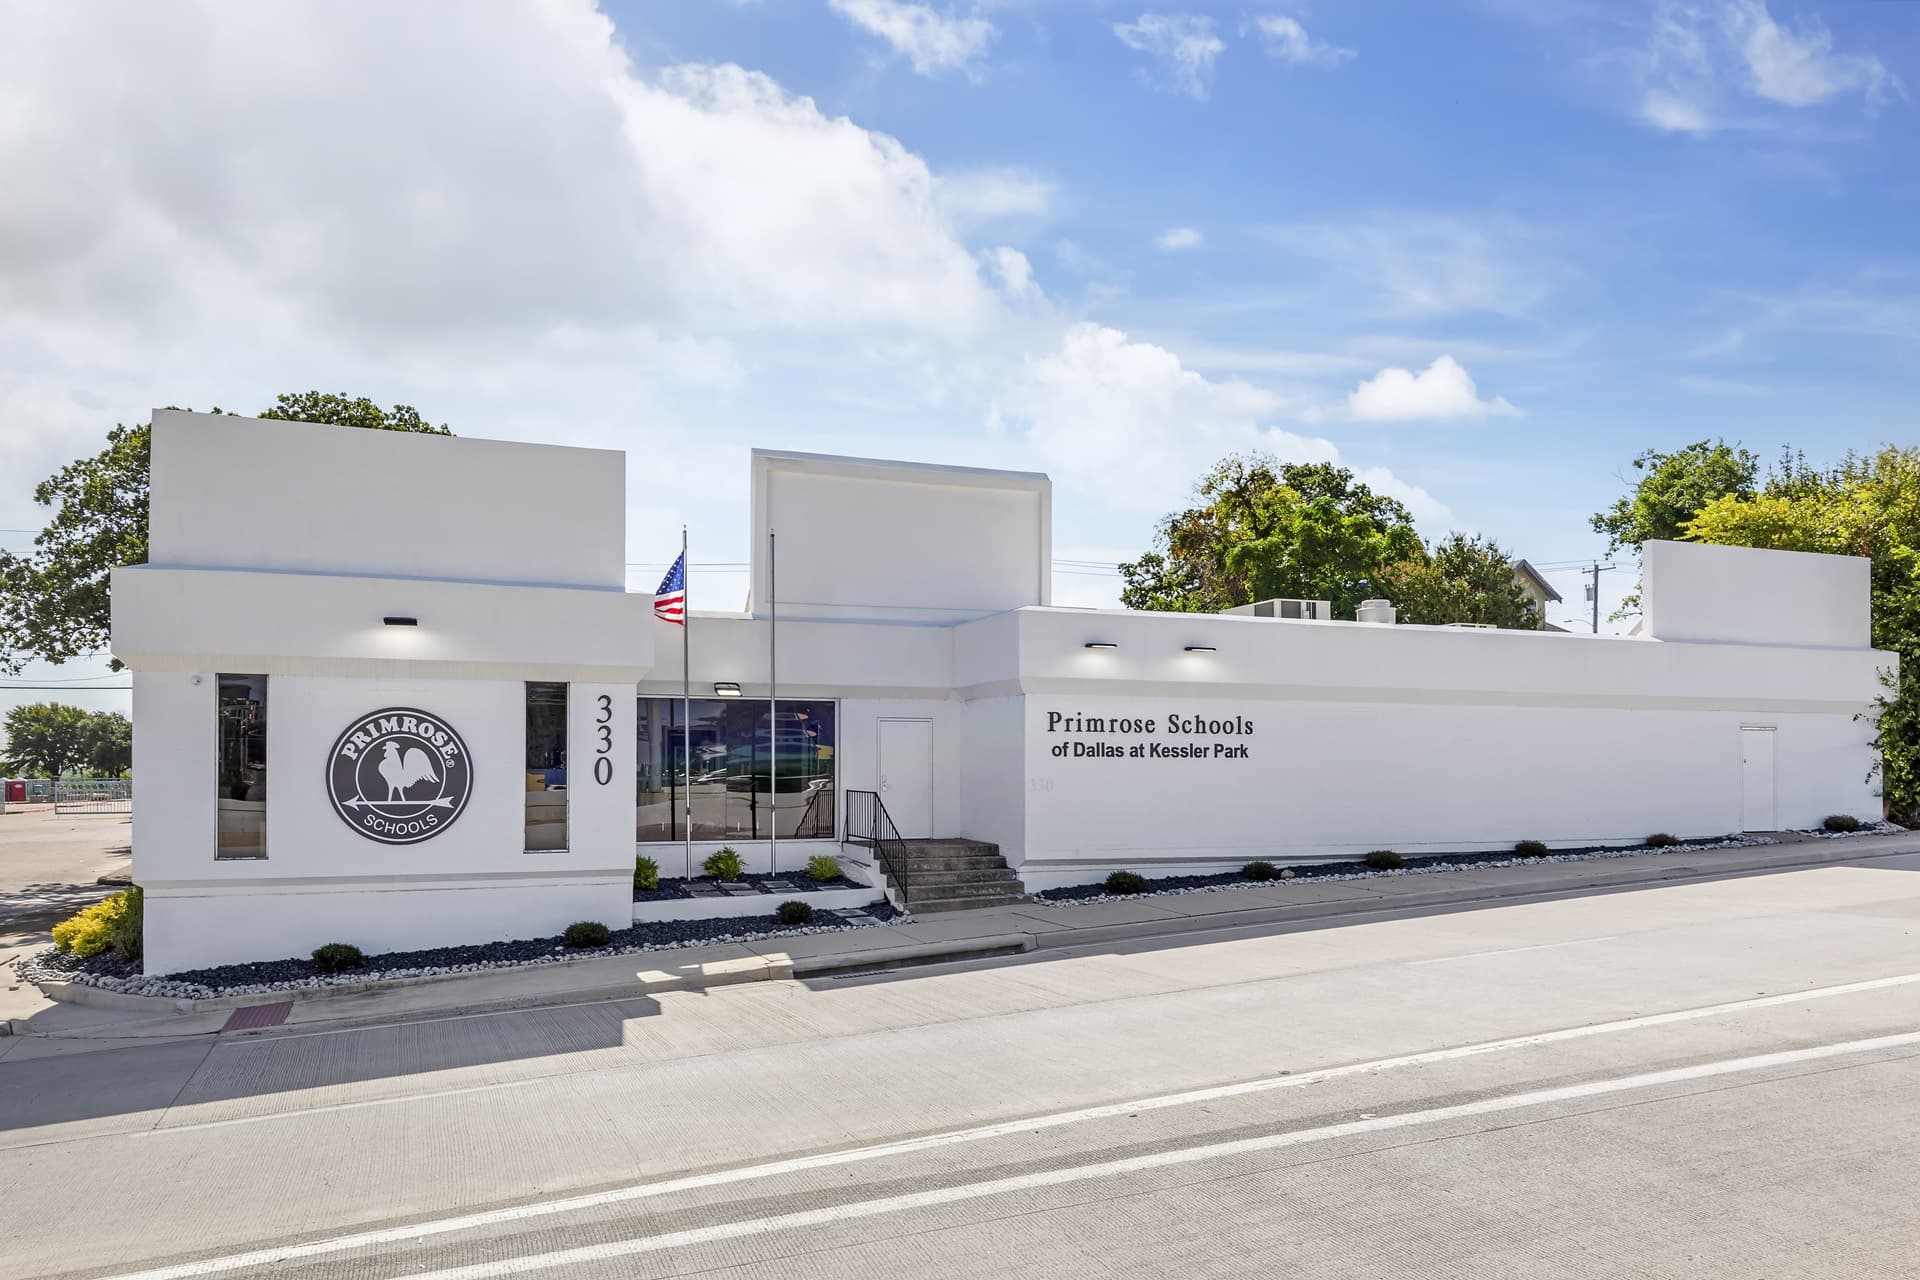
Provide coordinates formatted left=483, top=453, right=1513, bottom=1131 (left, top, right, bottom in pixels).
left=654, top=553, right=686, bottom=625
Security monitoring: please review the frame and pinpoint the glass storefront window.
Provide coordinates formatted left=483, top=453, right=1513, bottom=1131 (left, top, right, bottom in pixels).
left=525, top=682, right=568, bottom=851
left=637, top=698, right=836, bottom=843
left=216, top=674, right=267, bottom=858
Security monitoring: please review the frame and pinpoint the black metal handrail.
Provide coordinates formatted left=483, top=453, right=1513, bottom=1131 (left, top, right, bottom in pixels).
left=844, top=788, right=909, bottom=905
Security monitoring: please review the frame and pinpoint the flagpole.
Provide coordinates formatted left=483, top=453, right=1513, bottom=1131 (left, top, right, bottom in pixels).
left=768, top=526, right=778, bottom=876
left=681, top=525, right=692, bottom=882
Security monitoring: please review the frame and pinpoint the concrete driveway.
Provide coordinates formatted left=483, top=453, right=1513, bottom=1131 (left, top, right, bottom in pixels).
left=0, top=808, right=132, bottom=950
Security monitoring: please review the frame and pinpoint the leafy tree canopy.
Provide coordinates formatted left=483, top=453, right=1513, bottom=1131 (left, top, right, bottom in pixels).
left=1591, top=438, right=1759, bottom=555
left=0, top=393, right=450, bottom=673
left=1378, top=533, right=1541, bottom=629
left=1119, top=456, right=1424, bottom=618
left=2, top=702, right=91, bottom=778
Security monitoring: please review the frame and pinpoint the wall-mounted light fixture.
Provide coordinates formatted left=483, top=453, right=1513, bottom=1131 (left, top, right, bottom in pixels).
left=383, top=616, right=418, bottom=627
left=713, top=681, right=742, bottom=697
left=1183, top=645, right=1217, bottom=653
left=1083, top=641, right=1118, bottom=650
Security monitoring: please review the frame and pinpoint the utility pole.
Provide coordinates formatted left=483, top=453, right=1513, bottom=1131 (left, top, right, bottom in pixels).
left=1590, top=562, right=1600, bottom=634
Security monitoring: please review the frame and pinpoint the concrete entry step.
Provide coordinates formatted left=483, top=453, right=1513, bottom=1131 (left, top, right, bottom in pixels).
left=887, top=837, right=1027, bottom=913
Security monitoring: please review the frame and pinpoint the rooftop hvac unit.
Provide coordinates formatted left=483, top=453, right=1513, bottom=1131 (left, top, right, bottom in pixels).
left=1356, top=599, right=1396, bottom=625
left=1223, top=598, right=1334, bottom=621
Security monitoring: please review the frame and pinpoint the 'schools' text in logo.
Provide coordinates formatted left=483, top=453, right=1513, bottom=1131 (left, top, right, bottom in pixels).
left=326, top=708, right=473, bottom=845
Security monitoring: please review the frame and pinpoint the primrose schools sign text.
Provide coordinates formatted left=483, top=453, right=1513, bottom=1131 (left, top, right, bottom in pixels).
left=1043, top=710, right=1254, bottom=760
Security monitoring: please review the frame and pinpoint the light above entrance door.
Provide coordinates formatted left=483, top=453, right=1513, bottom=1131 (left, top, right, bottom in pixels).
left=382, top=615, right=418, bottom=627
left=1084, top=641, right=1118, bottom=650
left=713, top=681, right=742, bottom=697
left=1183, top=645, right=1217, bottom=653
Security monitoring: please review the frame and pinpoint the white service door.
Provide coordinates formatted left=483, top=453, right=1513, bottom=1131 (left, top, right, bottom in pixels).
left=877, top=717, right=934, bottom=838
left=1741, top=727, right=1777, bottom=832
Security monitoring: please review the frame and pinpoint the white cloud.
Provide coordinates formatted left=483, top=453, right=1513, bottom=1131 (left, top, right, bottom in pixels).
left=1684, top=327, right=1746, bottom=359
left=1251, top=15, right=1354, bottom=69
left=999, top=323, right=1450, bottom=528
left=1114, top=14, right=1226, bottom=100
left=828, top=0, right=997, bottom=78
left=1340, top=355, right=1520, bottom=423
left=1155, top=226, right=1203, bottom=251
left=1277, top=214, right=1551, bottom=317
left=1720, top=0, right=1899, bottom=108
left=1628, top=0, right=1902, bottom=135
left=936, top=167, right=1058, bottom=228
left=985, top=246, right=1039, bottom=300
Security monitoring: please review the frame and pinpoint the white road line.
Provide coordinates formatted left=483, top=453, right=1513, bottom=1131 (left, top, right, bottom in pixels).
left=1407, top=935, right=1621, bottom=965
left=91, top=972, right=1920, bottom=1280
left=215, top=1031, right=1920, bottom=1280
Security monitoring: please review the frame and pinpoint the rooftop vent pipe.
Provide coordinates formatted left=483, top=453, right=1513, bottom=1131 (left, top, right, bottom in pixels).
left=1356, top=599, right=1396, bottom=625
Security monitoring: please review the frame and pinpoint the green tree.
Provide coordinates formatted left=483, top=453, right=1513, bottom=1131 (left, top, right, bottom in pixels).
left=1591, top=439, right=1760, bottom=554
left=1119, top=456, right=1420, bottom=618
left=1, top=703, right=91, bottom=778
left=1378, top=533, right=1542, bottom=629
left=0, top=393, right=450, bottom=673
left=80, top=711, right=133, bottom=777
left=1682, top=446, right=1920, bottom=822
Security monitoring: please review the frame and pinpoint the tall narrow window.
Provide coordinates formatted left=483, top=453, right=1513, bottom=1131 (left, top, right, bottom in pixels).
left=216, top=674, right=267, bottom=858
left=525, top=682, right=568, bottom=851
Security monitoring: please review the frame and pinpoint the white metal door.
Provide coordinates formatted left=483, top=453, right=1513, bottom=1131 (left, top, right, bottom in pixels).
left=1740, top=727, right=1777, bottom=832
left=877, top=718, right=934, bottom=838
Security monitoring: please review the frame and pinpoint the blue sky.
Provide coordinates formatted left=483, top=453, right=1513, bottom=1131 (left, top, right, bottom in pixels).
left=0, top=0, right=1915, bottom=719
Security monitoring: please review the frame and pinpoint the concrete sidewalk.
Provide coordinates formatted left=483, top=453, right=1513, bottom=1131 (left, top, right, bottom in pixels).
left=8, top=829, right=1920, bottom=1051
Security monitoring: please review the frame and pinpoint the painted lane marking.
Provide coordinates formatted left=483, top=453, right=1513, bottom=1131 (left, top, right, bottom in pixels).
left=89, top=972, right=1920, bottom=1280
left=1407, top=935, right=1621, bottom=964
left=140, top=1030, right=1920, bottom=1280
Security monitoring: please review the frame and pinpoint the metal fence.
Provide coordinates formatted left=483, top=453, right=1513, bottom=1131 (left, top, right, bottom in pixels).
left=53, top=778, right=133, bottom=815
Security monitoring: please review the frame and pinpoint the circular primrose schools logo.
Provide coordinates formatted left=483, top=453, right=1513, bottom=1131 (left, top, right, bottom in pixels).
left=325, top=708, right=473, bottom=845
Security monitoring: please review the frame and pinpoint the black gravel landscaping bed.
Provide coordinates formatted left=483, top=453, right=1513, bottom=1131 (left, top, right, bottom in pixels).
left=633, top=870, right=867, bottom=901
left=19, top=900, right=903, bottom=1000
left=1032, top=834, right=1779, bottom=904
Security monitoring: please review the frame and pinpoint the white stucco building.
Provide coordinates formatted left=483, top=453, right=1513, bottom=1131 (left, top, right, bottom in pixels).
left=114, top=410, right=1894, bottom=974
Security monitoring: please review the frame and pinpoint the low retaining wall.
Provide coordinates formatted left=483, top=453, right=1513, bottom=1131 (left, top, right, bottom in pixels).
left=630, top=886, right=880, bottom=923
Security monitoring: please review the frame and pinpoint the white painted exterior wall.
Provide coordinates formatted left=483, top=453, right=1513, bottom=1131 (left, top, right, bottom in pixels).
left=116, top=412, right=1895, bottom=973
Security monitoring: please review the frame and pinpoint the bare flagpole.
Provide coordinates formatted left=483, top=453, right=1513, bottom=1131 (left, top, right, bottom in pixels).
left=681, top=525, right=692, bottom=882
left=768, top=526, right=778, bottom=876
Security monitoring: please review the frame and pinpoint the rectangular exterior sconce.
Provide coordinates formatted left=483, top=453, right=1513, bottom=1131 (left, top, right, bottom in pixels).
left=713, top=681, right=742, bottom=697
left=1084, top=641, right=1118, bottom=650
left=1184, top=645, right=1217, bottom=653
left=383, top=616, right=418, bottom=627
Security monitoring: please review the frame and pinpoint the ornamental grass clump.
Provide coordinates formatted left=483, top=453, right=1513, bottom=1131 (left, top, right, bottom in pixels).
left=634, top=855, right=659, bottom=891
left=562, top=921, right=612, bottom=949
left=1645, top=832, right=1680, bottom=848
left=1104, top=870, right=1148, bottom=895
left=1513, top=840, right=1550, bottom=858
left=775, top=900, right=814, bottom=925
left=1363, top=850, right=1404, bottom=870
left=1822, top=814, right=1862, bottom=833
left=51, top=886, right=143, bottom=962
left=703, top=847, right=743, bottom=880
left=1241, top=860, right=1279, bottom=881
left=805, top=855, right=841, bottom=883
left=310, top=942, right=365, bottom=973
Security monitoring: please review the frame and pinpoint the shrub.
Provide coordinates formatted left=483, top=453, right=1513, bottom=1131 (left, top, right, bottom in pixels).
left=703, top=847, right=743, bottom=880
left=1513, top=840, right=1550, bottom=858
left=1363, top=850, right=1404, bottom=870
left=1242, top=860, right=1279, bottom=881
left=1822, top=814, right=1862, bottom=833
left=110, top=885, right=143, bottom=962
left=51, top=888, right=142, bottom=961
left=562, top=921, right=612, bottom=949
left=1104, top=870, right=1148, bottom=894
left=634, top=855, right=659, bottom=891
left=1645, top=832, right=1680, bottom=848
left=805, top=854, right=841, bottom=883
left=311, top=942, right=365, bottom=973
left=775, top=900, right=814, bottom=925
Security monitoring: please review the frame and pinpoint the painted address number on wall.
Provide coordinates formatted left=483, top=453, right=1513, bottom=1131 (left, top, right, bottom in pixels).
left=593, top=694, right=614, bottom=786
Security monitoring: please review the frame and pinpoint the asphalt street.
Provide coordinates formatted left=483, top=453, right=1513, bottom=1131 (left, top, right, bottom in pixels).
left=5, top=853, right=1920, bottom=1278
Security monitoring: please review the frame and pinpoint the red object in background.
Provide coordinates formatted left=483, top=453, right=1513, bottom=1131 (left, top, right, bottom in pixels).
left=3, top=780, right=25, bottom=803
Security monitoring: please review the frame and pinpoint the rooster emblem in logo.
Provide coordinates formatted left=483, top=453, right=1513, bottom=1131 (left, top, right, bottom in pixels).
left=325, top=707, right=473, bottom=845
left=378, top=739, right=441, bottom=802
